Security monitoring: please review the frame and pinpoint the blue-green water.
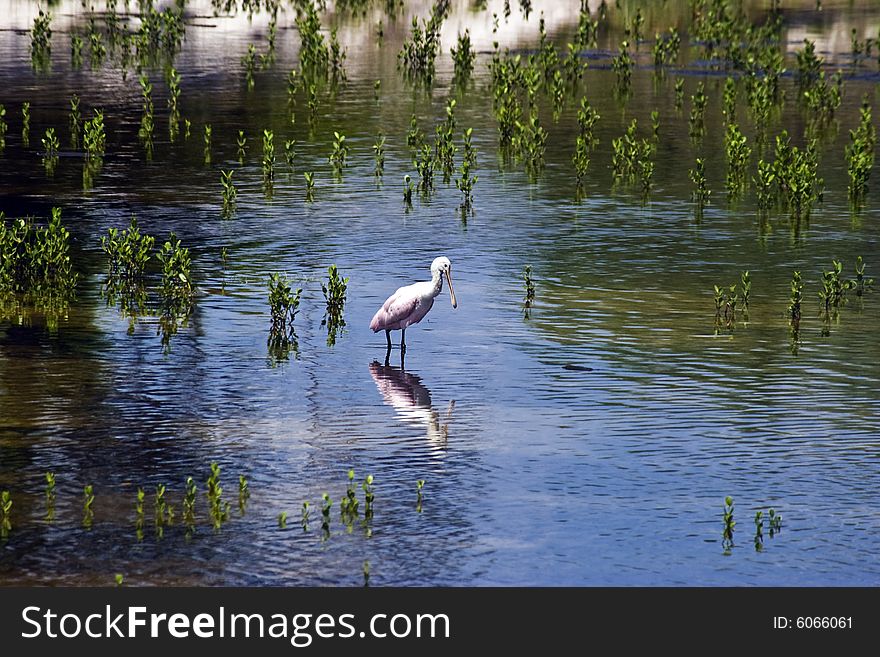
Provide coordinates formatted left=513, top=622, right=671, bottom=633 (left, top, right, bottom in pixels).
left=1, top=0, right=879, bottom=585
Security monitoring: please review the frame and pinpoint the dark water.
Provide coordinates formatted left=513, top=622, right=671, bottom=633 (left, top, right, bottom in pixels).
left=1, top=0, right=880, bottom=585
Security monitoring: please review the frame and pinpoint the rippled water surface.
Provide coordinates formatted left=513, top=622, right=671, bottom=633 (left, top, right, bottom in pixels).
left=2, top=0, right=880, bottom=586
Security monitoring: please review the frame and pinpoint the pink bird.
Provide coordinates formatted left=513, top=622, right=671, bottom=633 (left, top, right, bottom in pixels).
left=370, top=256, right=458, bottom=354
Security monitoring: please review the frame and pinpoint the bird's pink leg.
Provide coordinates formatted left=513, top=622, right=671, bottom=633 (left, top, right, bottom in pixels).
left=401, top=328, right=406, bottom=354
left=385, top=329, right=392, bottom=351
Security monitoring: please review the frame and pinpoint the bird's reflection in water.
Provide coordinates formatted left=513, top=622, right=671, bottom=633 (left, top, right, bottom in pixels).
left=369, top=359, right=454, bottom=452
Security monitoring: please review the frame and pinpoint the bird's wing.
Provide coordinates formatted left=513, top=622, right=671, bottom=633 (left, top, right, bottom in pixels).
left=370, top=285, right=421, bottom=331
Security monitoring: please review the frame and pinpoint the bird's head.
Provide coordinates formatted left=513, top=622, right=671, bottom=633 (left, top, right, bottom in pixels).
left=431, top=256, right=457, bottom=309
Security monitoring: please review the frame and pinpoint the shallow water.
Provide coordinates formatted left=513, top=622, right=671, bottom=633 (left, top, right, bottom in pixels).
left=1, top=0, right=880, bottom=586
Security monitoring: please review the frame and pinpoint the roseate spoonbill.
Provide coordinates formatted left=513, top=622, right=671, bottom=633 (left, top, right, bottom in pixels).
left=369, top=256, right=457, bottom=353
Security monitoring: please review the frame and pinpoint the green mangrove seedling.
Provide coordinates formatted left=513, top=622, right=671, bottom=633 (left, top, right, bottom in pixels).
left=237, top=130, right=247, bottom=162
left=523, top=265, right=536, bottom=317
left=1, top=491, right=12, bottom=535
left=416, top=479, right=425, bottom=513
left=845, top=97, right=876, bottom=206
left=83, top=484, right=95, bottom=529
left=322, top=264, right=348, bottom=344
left=788, top=271, right=803, bottom=329
left=22, top=102, right=31, bottom=145
left=754, top=510, right=764, bottom=550
left=284, top=139, right=296, bottom=168
left=854, top=256, right=874, bottom=296
left=329, top=130, right=349, bottom=172
left=301, top=501, right=310, bottom=530
left=278, top=511, right=288, bottom=528
left=304, top=171, right=315, bottom=201
left=722, top=496, right=735, bottom=551
left=44, top=472, right=56, bottom=521
left=674, top=77, right=685, bottom=109
left=451, top=29, right=475, bottom=84
left=373, top=133, right=386, bottom=176
left=220, top=170, right=236, bottom=217
left=203, top=123, right=212, bottom=165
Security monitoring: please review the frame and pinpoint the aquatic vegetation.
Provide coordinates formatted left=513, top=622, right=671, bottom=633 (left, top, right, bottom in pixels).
left=611, top=119, right=654, bottom=189
left=788, top=270, right=803, bottom=330
left=340, top=470, right=360, bottom=521
left=407, top=113, right=424, bottom=150
left=83, top=109, right=106, bottom=158
left=416, top=479, right=425, bottom=513
left=753, top=510, right=764, bottom=550
left=724, top=122, right=751, bottom=197
left=1, top=491, right=12, bottom=536
left=278, top=511, right=288, bottom=528
left=321, top=493, right=332, bottom=537
left=322, top=264, right=348, bottom=343
left=773, top=132, right=823, bottom=221
left=101, top=216, right=154, bottom=306
left=522, top=265, right=536, bottom=318
left=301, top=501, right=310, bottom=531
left=30, top=10, right=53, bottom=70
left=21, top=102, right=31, bottom=146
left=157, top=232, right=193, bottom=323
left=238, top=475, right=249, bottom=513
left=220, top=170, right=236, bottom=217
left=261, top=129, right=275, bottom=180
left=673, top=77, right=685, bottom=110
left=611, top=40, right=634, bottom=90
left=845, top=97, right=876, bottom=206
left=0, top=207, right=77, bottom=293
left=373, top=133, right=386, bottom=176
left=818, top=260, right=854, bottom=312
left=434, top=99, right=458, bottom=177
left=304, top=171, right=315, bottom=201
left=398, top=12, right=443, bottom=86
left=0, top=105, right=7, bottom=151
left=183, top=477, right=197, bottom=527
left=68, top=95, right=81, bottom=148
left=284, top=139, right=297, bottom=168
left=329, top=130, right=349, bottom=173
left=41, top=127, right=60, bottom=175
left=362, top=475, right=374, bottom=521
left=138, top=75, right=155, bottom=147
left=416, top=143, right=435, bottom=193
left=722, top=496, right=735, bottom=552
left=689, top=158, right=710, bottom=217
left=203, top=124, right=212, bottom=165
left=768, top=508, right=783, bottom=534
left=576, top=97, right=600, bottom=148
left=795, top=39, right=822, bottom=89
left=329, top=27, right=347, bottom=82
left=236, top=130, right=247, bottom=162
left=854, top=256, right=874, bottom=297
left=206, top=463, right=230, bottom=530
left=44, top=472, right=56, bottom=521
left=573, top=135, right=591, bottom=191
left=455, top=161, right=477, bottom=211
left=70, top=33, right=84, bottom=68
left=243, top=43, right=257, bottom=90
left=754, top=159, right=776, bottom=213
left=713, top=283, right=738, bottom=330
left=740, top=271, right=751, bottom=310
left=689, top=82, right=708, bottom=140
left=267, top=273, right=302, bottom=361
left=652, top=27, right=680, bottom=69
left=82, top=484, right=95, bottom=529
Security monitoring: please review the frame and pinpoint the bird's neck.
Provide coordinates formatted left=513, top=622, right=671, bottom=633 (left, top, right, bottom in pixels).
left=429, top=270, right=443, bottom=297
